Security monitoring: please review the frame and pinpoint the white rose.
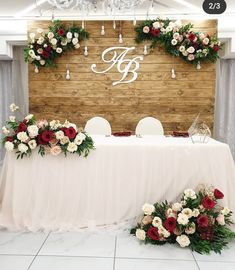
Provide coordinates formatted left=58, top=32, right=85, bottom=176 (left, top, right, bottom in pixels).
left=35, top=55, right=41, bottom=61
left=143, top=26, right=150, bottom=33
left=29, top=50, right=36, bottom=58
left=177, top=213, right=189, bottom=225
left=171, top=39, right=177, bottom=46
left=176, top=235, right=190, bottom=248
left=182, top=51, right=188, bottom=56
left=136, top=229, right=146, bottom=241
left=67, top=142, right=78, bottom=153
left=2, top=126, right=10, bottom=135
left=199, top=33, right=205, bottom=40
left=47, top=32, right=54, bottom=39
left=74, top=43, right=80, bottom=49
left=50, top=120, right=61, bottom=130
left=184, top=189, right=196, bottom=199
left=142, top=203, right=155, bottom=215
left=221, top=207, right=230, bottom=215
left=173, top=32, right=180, bottom=39
left=160, top=28, right=166, bottom=33
left=28, top=140, right=37, bottom=150
left=172, top=202, right=182, bottom=212
left=9, top=116, right=16, bottom=122
left=203, top=37, right=210, bottom=45
left=66, top=32, right=72, bottom=39
left=74, top=32, right=79, bottom=38
left=61, top=39, right=68, bottom=46
left=166, top=26, right=173, bottom=32
left=18, top=143, right=28, bottom=153
left=152, top=217, right=162, bottom=228
left=152, top=21, right=161, bottom=29
left=5, top=141, right=14, bottom=151
left=74, top=135, right=83, bottom=145
left=17, top=132, right=29, bottom=143
left=185, top=223, right=196, bottom=234
left=72, top=37, right=78, bottom=45
left=40, top=60, right=46, bottom=65
left=192, top=209, right=200, bottom=217
left=187, top=46, right=195, bottom=54
left=37, top=28, right=44, bottom=34
left=37, top=36, right=44, bottom=45
left=29, top=33, right=35, bottom=40
left=50, top=38, right=57, bottom=46
left=166, top=208, right=177, bottom=218
left=181, top=208, right=193, bottom=218
left=55, top=130, right=65, bottom=140
left=60, top=136, right=69, bottom=145
left=25, top=114, right=34, bottom=122
left=56, top=47, right=63, bottom=53
left=27, top=125, right=39, bottom=138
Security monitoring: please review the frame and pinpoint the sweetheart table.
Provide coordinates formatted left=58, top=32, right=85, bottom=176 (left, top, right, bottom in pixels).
left=0, top=135, right=235, bottom=231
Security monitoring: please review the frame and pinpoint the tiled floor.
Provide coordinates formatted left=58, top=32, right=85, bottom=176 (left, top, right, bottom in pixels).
left=0, top=230, right=235, bottom=270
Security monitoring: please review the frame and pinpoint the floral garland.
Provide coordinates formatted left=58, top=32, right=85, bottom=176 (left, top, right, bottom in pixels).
left=24, top=20, right=89, bottom=71
left=131, top=185, right=235, bottom=254
left=2, top=104, right=94, bottom=159
left=135, top=18, right=222, bottom=66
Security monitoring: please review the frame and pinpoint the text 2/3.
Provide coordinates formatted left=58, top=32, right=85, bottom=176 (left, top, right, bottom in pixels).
left=209, top=2, right=220, bottom=9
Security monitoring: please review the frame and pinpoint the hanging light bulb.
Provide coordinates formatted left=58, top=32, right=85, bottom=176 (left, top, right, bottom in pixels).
left=101, top=23, right=105, bottom=35
left=84, top=46, right=88, bottom=56
left=113, top=20, right=116, bottom=29
left=171, top=68, right=176, bottom=79
left=66, top=65, right=70, bottom=80
left=82, top=20, right=85, bottom=29
left=118, top=33, right=123, bottom=44
left=143, top=45, right=148, bottom=55
left=34, top=65, right=39, bottom=73
left=196, top=61, right=201, bottom=70
left=133, top=17, right=137, bottom=26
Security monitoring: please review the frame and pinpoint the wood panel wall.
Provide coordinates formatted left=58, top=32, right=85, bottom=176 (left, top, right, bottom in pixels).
left=28, top=20, right=217, bottom=134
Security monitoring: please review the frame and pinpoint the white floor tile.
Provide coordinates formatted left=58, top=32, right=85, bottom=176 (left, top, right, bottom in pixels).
left=0, top=231, right=49, bottom=255
left=197, top=261, right=235, bottom=270
left=39, top=232, right=115, bottom=257
left=0, top=255, right=34, bottom=270
left=116, top=232, right=194, bottom=260
left=193, top=241, right=235, bottom=262
left=29, top=256, right=113, bottom=270
left=115, top=258, right=199, bottom=270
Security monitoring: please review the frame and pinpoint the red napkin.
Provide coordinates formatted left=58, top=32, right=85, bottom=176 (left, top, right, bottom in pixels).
left=172, top=131, right=189, bottom=137
left=113, top=131, right=132, bottom=137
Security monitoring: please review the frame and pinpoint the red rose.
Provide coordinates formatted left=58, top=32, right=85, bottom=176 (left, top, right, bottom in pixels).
left=150, top=28, right=160, bottom=37
left=41, top=130, right=54, bottom=143
left=163, top=217, right=177, bottom=233
left=57, top=28, right=65, bottom=36
left=214, top=189, right=224, bottom=199
left=42, top=51, right=49, bottom=59
left=45, top=44, right=52, bottom=52
left=6, top=136, right=13, bottom=142
left=147, top=226, right=159, bottom=241
left=200, top=226, right=214, bottom=241
left=37, top=134, right=47, bottom=145
left=188, top=33, right=196, bottom=42
left=213, top=45, right=219, bottom=52
left=197, top=215, right=209, bottom=227
left=202, top=196, right=215, bottom=209
left=64, top=127, right=76, bottom=139
left=17, top=122, right=27, bottom=132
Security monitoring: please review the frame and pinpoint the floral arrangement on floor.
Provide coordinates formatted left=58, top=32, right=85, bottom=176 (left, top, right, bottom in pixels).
left=24, top=20, right=89, bottom=72
left=131, top=185, right=235, bottom=254
left=1, top=104, right=94, bottom=159
left=135, top=18, right=222, bottom=66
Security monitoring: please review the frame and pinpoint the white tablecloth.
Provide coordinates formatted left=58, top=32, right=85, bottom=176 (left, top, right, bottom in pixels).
left=0, top=135, right=235, bottom=231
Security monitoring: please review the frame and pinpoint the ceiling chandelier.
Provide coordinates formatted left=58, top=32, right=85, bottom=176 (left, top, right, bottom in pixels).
left=47, top=0, right=145, bottom=12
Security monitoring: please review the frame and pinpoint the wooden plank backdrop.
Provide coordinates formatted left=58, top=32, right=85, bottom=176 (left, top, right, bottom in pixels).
left=28, top=20, right=217, bottom=134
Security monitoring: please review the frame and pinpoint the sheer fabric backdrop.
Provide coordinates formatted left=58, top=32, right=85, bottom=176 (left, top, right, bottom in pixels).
left=214, top=59, right=235, bottom=160
left=0, top=46, right=28, bottom=165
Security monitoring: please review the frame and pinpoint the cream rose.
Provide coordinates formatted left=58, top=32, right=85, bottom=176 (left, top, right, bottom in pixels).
left=142, top=203, right=155, bottom=215
left=136, top=229, right=146, bottom=241
left=28, top=140, right=37, bottom=150
left=203, top=37, right=210, bottom=45
left=188, top=54, right=195, bottom=61
left=181, top=208, right=193, bottom=218
left=18, top=143, right=28, bottom=153
left=74, top=43, right=80, bottom=49
left=55, top=130, right=65, bottom=140
left=60, top=136, right=69, bottom=145
left=152, top=217, right=162, bottom=228
left=185, top=222, right=196, bottom=234
left=184, top=189, right=196, bottom=199
left=67, top=142, right=78, bottom=153
left=27, top=125, right=39, bottom=138
left=56, top=47, right=63, bottom=53
left=2, top=126, right=10, bottom=135
left=47, top=32, right=54, bottom=39
left=176, top=235, right=190, bottom=247
left=216, top=214, right=225, bottom=225
left=142, top=215, right=153, bottom=225
left=50, top=146, right=62, bottom=156
left=221, top=207, right=230, bottom=215
left=50, top=38, right=57, bottom=46
left=72, top=37, right=78, bottom=45
left=25, top=114, right=34, bottom=121
left=9, top=116, right=16, bottom=122
left=66, top=32, right=72, bottom=39
left=143, top=26, right=150, bottom=34
left=192, top=209, right=200, bottom=217
left=10, top=103, right=19, bottom=112
left=172, top=202, right=182, bottom=212
left=17, top=132, right=29, bottom=143
left=186, top=46, right=195, bottom=54
left=5, top=141, right=14, bottom=151
left=171, top=39, right=177, bottom=46
left=177, top=213, right=189, bottom=225
left=152, top=21, right=161, bottom=29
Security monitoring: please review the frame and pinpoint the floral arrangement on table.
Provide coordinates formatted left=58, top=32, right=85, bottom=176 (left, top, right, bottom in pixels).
left=1, top=104, right=94, bottom=159
left=24, top=20, right=89, bottom=72
left=135, top=18, right=222, bottom=66
left=131, top=185, right=235, bottom=254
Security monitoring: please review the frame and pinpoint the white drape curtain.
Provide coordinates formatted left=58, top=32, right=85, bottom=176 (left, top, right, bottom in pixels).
left=214, top=59, right=235, bottom=159
left=0, top=46, right=28, bottom=165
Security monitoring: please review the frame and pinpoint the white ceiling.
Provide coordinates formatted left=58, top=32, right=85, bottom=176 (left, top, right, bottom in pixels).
left=0, top=0, right=235, bottom=19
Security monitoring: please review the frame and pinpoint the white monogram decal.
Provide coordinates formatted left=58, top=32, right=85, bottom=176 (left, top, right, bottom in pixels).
left=91, top=47, right=143, bottom=86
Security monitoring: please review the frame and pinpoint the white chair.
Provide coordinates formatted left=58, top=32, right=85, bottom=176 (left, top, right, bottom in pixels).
left=84, top=117, right=112, bottom=135
left=135, top=117, right=164, bottom=135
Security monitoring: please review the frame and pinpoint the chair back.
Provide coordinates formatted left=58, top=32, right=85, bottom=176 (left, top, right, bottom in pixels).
left=85, top=117, right=112, bottom=135
left=135, top=117, right=164, bottom=135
